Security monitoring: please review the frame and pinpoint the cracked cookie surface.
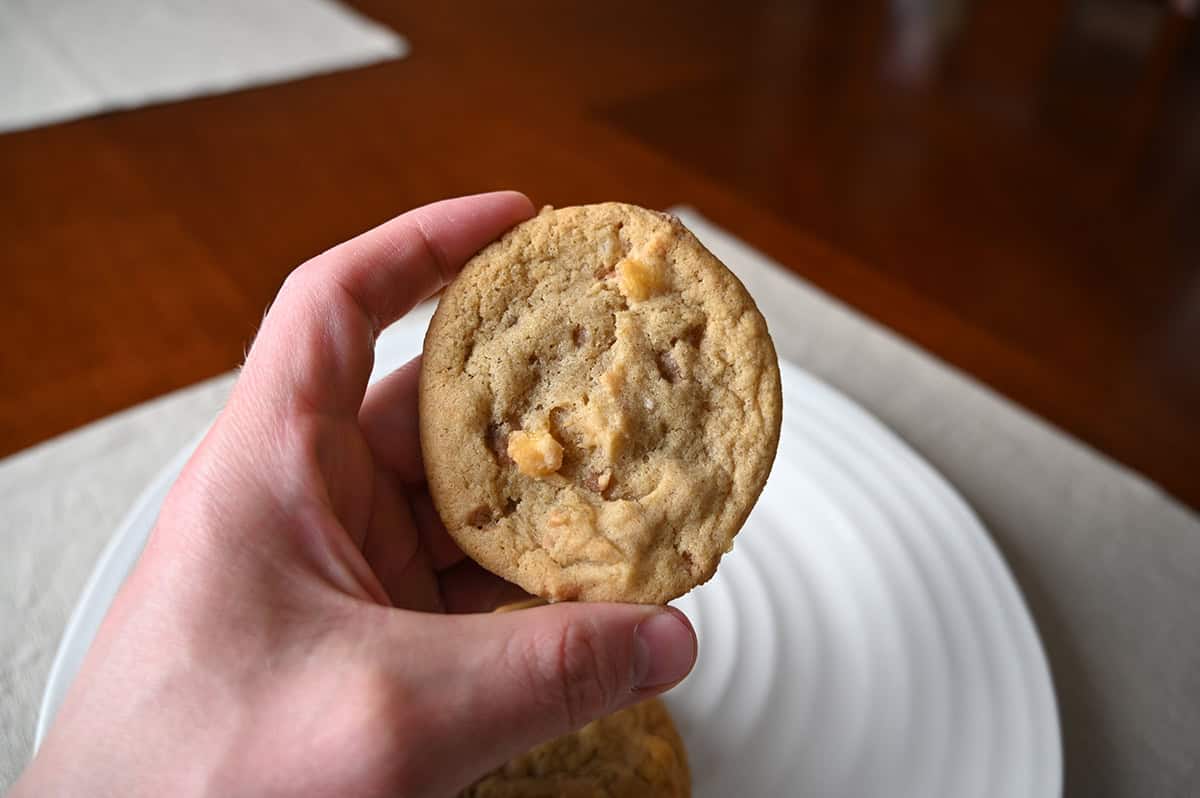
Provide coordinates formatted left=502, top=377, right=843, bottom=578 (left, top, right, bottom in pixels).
left=458, top=698, right=690, bottom=798
left=419, top=203, right=782, bottom=603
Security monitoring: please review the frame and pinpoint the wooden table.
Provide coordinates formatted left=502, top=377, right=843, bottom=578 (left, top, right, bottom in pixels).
left=2, top=0, right=1197, bottom=512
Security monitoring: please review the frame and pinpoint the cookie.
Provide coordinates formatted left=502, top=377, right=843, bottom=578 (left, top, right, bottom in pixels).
left=419, top=203, right=782, bottom=603
left=459, top=698, right=691, bottom=798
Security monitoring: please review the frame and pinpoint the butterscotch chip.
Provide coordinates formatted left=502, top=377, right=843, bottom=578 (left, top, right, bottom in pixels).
left=459, top=698, right=690, bottom=798
left=507, top=430, right=564, bottom=477
left=419, top=203, right=782, bottom=603
left=616, top=256, right=668, bottom=301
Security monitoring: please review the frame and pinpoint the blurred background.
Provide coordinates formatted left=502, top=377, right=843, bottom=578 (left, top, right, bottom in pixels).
left=2, top=0, right=1197, bottom=499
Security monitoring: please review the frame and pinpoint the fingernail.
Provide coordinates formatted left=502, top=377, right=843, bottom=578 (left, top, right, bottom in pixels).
left=633, top=608, right=696, bottom=689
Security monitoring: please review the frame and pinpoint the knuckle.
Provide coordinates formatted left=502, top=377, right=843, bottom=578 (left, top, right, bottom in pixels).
left=343, top=664, right=426, bottom=793
left=527, top=617, right=625, bottom=730
left=275, top=259, right=341, bottom=325
left=276, top=259, right=316, bottom=304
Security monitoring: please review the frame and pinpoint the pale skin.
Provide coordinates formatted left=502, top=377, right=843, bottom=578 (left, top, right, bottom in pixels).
left=13, top=192, right=697, bottom=798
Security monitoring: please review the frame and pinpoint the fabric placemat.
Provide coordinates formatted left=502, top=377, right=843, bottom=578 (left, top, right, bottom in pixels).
left=1, top=208, right=1196, bottom=793
left=0, top=0, right=407, bottom=134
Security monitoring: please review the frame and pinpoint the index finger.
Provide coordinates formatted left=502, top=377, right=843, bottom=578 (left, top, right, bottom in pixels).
left=237, top=191, right=535, bottom=418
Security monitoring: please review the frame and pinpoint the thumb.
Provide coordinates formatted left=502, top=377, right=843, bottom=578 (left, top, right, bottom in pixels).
left=402, top=602, right=696, bottom=792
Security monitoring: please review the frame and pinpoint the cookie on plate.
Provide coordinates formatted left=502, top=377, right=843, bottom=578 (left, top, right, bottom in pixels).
left=459, top=697, right=690, bottom=798
left=420, top=203, right=782, bottom=603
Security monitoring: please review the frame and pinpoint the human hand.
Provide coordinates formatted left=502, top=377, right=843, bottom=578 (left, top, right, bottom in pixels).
left=15, top=192, right=697, bottom=798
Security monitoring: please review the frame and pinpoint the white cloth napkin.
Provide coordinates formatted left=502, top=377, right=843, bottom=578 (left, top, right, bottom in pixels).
left=0, top=0, right=407, bottom=134
left=1, top=209, right=1196, bottom=793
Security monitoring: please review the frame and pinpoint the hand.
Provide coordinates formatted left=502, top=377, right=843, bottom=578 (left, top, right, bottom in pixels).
left=15, top=192, right=697, bottom=798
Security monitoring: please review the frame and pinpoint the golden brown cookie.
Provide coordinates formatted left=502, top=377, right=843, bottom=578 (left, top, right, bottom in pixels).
left=459, top=698, right=691, bottom=798
left=420, top=203, right=782, bottom=603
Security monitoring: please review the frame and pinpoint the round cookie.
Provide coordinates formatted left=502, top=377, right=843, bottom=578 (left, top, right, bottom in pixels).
left=459, top=698, right=691, bottom=798
left=419, top=203, right=782, bottom=603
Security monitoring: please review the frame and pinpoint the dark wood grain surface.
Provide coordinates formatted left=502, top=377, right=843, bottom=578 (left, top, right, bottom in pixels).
left=2, top=0, right=1197, bottom=514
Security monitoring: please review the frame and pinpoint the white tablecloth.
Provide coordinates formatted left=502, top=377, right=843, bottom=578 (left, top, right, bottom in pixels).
left=1, top=209, right=1197, bottom=794
left=0, top=0, right=407, bottom=133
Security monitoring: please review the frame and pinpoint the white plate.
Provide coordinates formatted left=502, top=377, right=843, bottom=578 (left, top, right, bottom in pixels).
left=37, top=306, right=1061, bottom=796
